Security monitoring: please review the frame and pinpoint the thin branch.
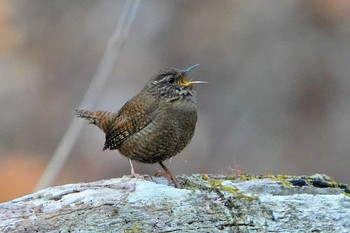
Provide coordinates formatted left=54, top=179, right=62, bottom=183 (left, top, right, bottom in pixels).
left=34, top=0, right=141, bottom=191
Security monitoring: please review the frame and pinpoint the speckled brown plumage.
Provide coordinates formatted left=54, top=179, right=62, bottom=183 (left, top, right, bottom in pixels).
left=76, top=64, right=204, bottom=187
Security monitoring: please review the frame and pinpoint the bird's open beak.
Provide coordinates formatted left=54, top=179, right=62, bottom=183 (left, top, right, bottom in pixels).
left=180, top=64, right=208, bottom=87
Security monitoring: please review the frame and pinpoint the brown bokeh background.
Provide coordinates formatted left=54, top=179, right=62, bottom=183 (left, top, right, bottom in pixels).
left=1, top=0, right=350, bottom=202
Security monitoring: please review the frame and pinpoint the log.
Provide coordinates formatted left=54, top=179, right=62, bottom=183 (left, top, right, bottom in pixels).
left=1, top=174, right=350, bottom=232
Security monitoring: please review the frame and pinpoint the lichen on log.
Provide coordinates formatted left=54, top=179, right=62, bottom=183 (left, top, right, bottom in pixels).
left=1, top=174, right=349, bottom=232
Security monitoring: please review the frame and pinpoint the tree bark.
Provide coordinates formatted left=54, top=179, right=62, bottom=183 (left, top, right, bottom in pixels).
left=1, top=174, right=349, bottom=232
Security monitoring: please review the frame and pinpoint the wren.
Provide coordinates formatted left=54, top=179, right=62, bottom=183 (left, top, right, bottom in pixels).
left=75, top=64, right=205, bottom=187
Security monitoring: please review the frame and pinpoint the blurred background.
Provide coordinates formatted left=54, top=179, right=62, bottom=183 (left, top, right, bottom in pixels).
left=1, top=0, right=350, bottom=202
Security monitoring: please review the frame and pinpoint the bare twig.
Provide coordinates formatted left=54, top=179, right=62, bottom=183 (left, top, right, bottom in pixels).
left=34, top=0, right=141, bottom=191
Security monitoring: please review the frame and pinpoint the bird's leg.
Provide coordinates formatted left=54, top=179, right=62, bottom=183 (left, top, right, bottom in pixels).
left=129, top=159, right=139, bottom=177
left=159, top=161, right=178, bottom=188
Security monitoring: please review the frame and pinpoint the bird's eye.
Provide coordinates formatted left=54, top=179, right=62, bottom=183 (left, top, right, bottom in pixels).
left=168, top=77, right=175, bottom=84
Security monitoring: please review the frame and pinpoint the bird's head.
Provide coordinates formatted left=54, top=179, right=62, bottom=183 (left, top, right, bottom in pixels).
left=146, top=64, right=206, bottom=101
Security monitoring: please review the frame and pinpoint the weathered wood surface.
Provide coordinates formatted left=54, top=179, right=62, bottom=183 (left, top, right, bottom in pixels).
left=1, top=174, right=350, bottom=232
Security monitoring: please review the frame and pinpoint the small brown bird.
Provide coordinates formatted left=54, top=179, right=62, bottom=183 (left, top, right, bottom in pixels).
left=76, top=64, right=205, bottom=187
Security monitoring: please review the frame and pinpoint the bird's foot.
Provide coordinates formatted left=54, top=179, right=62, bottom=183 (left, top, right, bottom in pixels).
left=158, top=162, right=178, bottom=188
left=129, top=159, right=140, bottom=177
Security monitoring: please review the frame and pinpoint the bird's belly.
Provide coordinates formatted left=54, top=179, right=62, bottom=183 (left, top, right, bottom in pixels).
left=118, top=105, right=197, bottom=164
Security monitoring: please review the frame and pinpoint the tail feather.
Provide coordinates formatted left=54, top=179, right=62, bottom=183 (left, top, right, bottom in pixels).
left=75, top=109, right=113, bottom=133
